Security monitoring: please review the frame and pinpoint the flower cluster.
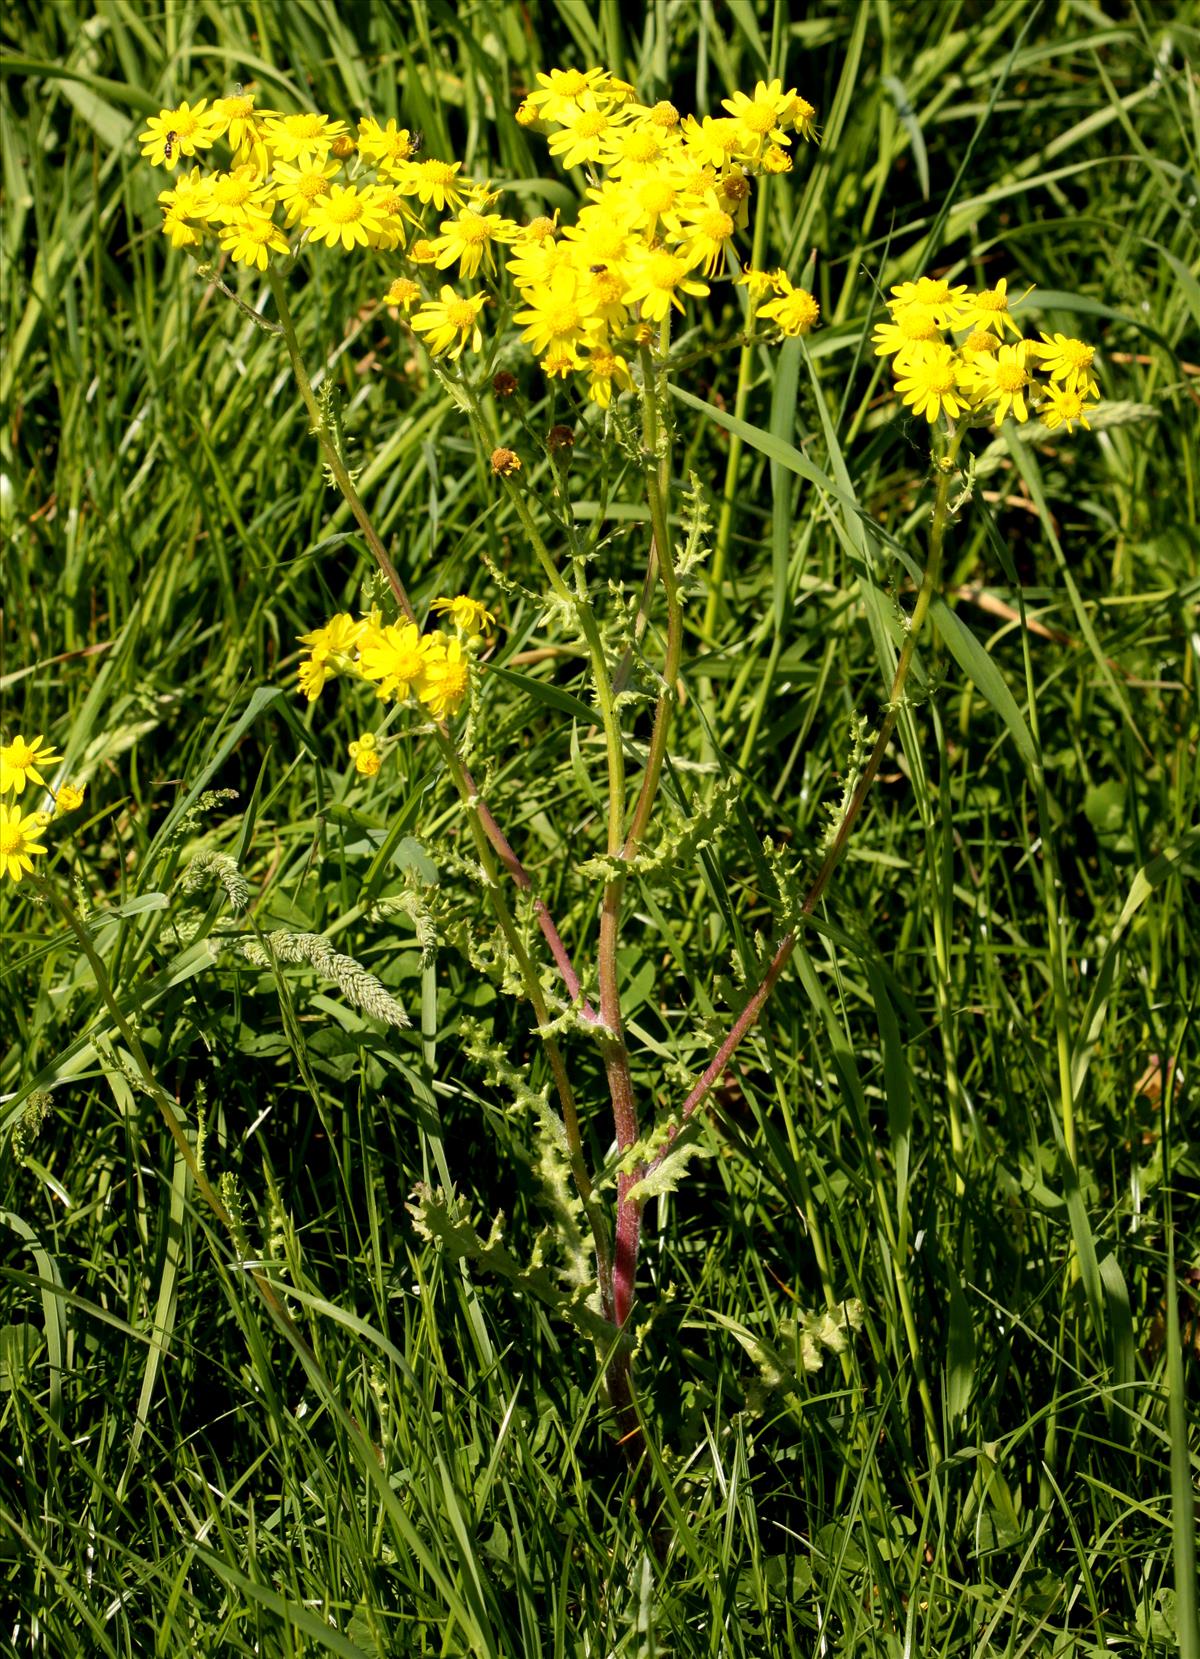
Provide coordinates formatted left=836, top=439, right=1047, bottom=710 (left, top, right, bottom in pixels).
left=296, top=596, right=493, bottom=752
left=0, top=733, right=84, bottom=884
left=139, top=73, right=821, bottom=403
left=873, top=275, right=1100, bottom=430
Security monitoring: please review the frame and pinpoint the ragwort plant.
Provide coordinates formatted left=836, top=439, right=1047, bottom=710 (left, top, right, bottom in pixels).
left=6, top=64, right=1104, bottom=1461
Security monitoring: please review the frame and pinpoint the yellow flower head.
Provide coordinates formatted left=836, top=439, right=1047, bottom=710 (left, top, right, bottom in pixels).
left=411, top=286, right=487, bottom=360
left=296, top=613, right=369, bottom=701
left=0, top=803, right=48, bottom=882
left=432, top=206, right=519, bottom=279
left=205, top=165, right=277, bottom=225
left=418, top=634, right=471, bottom=720
left=218, top=211, right=290, bottom=270
left=1034, top=332, right=1099, bottom=396
left=1041, top=384, right=1097, bottom=434
left=1, top=734, right=63, bottom=797
left=53, top=782, right=85, bottom=817
left=273, top=158, right=341, bottom=226
left=139, top=98, right=222, bottom=168
left=358, top=620, right=432, bottom=703
left=972, top=340, right=1034, bottom=425
left=358, top=116, right=416, bottom=170
left=622, top=244, right=710, bottom=321
left=305, top=183, right=390, bottom=250
left=399, top=158, right=467, bottom=212
left=262, top=111, right=348, bottom=166
left=384, top=275, right=422, bottom=312
left=959, top=277, right=1023, bottom=339
left=893, top=343, right=969, bottom=424
left=872, top=302, right=943, bottom=362
left=757, top=274, right=820, bottom=336
left=430, top=595, right=496, bottom=637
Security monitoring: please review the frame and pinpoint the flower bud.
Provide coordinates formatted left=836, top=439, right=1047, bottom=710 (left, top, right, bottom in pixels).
left=492, top=371, right=519, bottom=400
left=490, top=447, right=522, bottom=477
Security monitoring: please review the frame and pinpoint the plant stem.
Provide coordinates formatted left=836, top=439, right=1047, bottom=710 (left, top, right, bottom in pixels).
left=266, top=270, right=589, bottom=1020
left=668, top=428, right=965, bottom=1140
left=265, top=271, right=611, bottom=1283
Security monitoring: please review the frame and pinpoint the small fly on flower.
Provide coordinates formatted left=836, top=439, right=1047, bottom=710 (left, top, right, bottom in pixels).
left=589, top=263, right=608, bottom=273
left=163, top=130, right=178, bottom=162
left=408, top=128, right=425, bottom=156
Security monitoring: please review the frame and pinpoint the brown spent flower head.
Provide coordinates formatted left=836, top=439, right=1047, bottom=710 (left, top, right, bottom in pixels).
left=547, top=423, right=575, bottom=454
left=491, top=446, right=522, bottom=477
left=492, top=370, right=519, bottom=399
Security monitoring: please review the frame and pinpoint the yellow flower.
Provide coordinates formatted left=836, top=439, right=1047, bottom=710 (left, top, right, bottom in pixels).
left=760, top=145, right=793, bottom=174
left=296, top=613, right=369, bottom=701
left=669, top=189, right=738, bottom=277
left=139, top=98, right=222, bottom=168
left=399, top=158, right=467, bottom=212
left=721, top=80, right=798, bottom=153
left=789, top=95, right=819, bottom=142
left=53, top=782, right=85, bottom=817
left=889, top=276, right=969, bottom=325
left=757, top=276, right=820, bottom=336
left=680, top=114, right=747, bottom=169
left=547, top=93, right=623, bottom=170
left=1, top=734, right=62, bottom=797
left=524, top=67, right=611, bottom=124
left=304, top=183, right=389, bottom=250
left=359, top=621, right=431, bottom=702
left=211, top=92, right=275, bottom=151
left=621, top=244, right=709, bottom=321
left=602, top=120, right=680, bottom=179
left=418, top=634, right=471, bottom=720
left=357, top=116, right=416, bottom=170
left=514, top=268, right=600, bottom=356
left=1041, top=384, right=1097, bottom=433
left=971, top=340, right=1034, bottom=425
left=736, top=267, right=782, bottom=300
left=162, top=211, right=200, bottom=249
left=218, top=211, right=290, bottom=270
left=411, top=286, right=487, bottom=360
left=432, top=206, right=519, bottom=279
left=0, top=803, right=48, bottom=882
left=157, top=167, right=211, bottom=221
left=430, top=596, right=495, bottom=637
left=583, top=346, right=634, bottom=407
left=1034, top=333, right=1099, bottom=396
left=892, top=343, right=969, bottom=423
left=205, top=165, right=277, bottom=225
left=872, top=303, right=943, bottom=361
left=958, top=278, right=1023, bottom=339
left=262, top=112, right=348, bottom=166
left=383, top=275, right=422, bottom=312
left=273, top=158, right=341, bottom=226
left=348, top=732, right=382, bottom=777
left=409, top=238, right=439, bottom=265
left=541, top=343, right=583, bottom=379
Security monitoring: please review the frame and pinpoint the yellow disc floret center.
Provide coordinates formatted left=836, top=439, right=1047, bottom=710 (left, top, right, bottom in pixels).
left=897, top=306, right=939, bottom=341
left=647, top=252, right=684, bottom=290
left=575, top=111, right=607, bottom=138
left=699, top=209, right=734, bottom=240
left=291, top=114, right=325, bottom=138
left=996, top=362, right=1027, bottom=392
left=445, top=299, right=478, bottom=330
left=457, top=212, right=490, bottom=245
left=742, top=104, right=776, bottom=133
left=0, top=823, right=22, bottom=856
left=327, top=194, right=364, bottom=225
left=976, top=289, right=1008, bottom=313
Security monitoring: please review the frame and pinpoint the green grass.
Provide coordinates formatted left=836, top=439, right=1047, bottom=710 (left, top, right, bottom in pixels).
left=2, top=1, right=1198, bottom=1653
